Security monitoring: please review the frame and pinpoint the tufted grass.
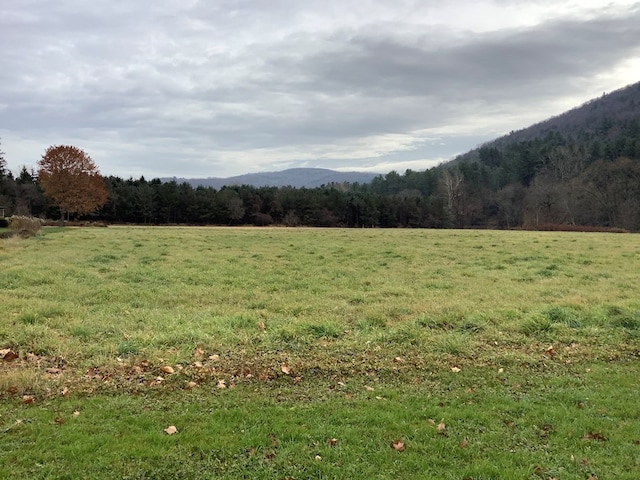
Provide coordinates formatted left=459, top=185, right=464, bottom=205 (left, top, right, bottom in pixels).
left=0, top=227, right=639, bottom=478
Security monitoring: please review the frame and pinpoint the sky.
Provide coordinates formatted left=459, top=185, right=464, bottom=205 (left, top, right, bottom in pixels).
left=1, top=1, right=639, bottom=179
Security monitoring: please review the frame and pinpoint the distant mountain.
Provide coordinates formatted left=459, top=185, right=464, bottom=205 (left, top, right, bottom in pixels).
left=165, top=167, right=378, bottom=189
left=453, top=80, right=640, bottom=163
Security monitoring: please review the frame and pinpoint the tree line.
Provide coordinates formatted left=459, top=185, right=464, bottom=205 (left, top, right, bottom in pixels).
left=1, top=125, right=639, bottom=231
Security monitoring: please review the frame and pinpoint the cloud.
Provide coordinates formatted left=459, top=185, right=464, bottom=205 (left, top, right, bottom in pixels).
left=1, top=1, right=639, bottom=178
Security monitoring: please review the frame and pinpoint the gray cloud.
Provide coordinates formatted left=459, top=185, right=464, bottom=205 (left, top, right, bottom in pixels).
left=1, top=1, right=639, bottom=177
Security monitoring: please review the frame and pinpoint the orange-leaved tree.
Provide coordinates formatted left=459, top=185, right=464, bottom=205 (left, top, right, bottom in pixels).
left=37, top=145, right=108, bottom=221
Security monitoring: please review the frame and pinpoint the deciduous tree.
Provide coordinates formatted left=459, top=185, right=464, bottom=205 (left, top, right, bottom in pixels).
left=37, top=145, right=108, bottom=221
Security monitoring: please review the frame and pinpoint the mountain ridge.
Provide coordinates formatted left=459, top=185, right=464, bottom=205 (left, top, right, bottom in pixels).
left=163, top=167, right=379, bottom=189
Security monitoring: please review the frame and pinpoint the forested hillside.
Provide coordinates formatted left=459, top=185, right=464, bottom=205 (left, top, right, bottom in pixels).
left=1, top=82, right=639, bottom=230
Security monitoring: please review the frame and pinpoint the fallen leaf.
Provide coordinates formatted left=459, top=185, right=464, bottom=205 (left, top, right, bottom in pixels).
left=73, top=410, right=80, bottom=417
left=185, top=381, right=198, bottom=389
left=209, top=354, right=220, bottom=361
left=391, top=439, right=405, bottom=452
left=314, top=455, right=322, bottom=461
left=583, top=431, right=607, bottom=442
left=194, top=347, right=205, bottom=357
left=23, top=395, right=34, bottom=405
left=498, top=368, right=504, bottom=373
left=61, top=387, right=70, bottom=397
left=545, top=345, right=555, bottom=357
left=586, top=475, right=598, bottom=480
left=7, top=386, right=18, bottom=395
left=393, top=356, right=404, bottom=363
left=46, top=367, right=62, bottom=374
left=160, top=366, right=174, bottom=375
left=365, top=385, right=375, bottom=391
left=193, top=361, right=203, bottom=369
left=257, top=321, right=266, bottom=331
left=437, top=422, right=447, bottom=435
left=451, top=367, right=461, bottom=373
left=0, top=349, right=18, bottom=362
left=164, top=425, right=178, bottom=435
left=459, top=438, right=468, bottom=448
left=577, top=402, right=585, bottom=409
left=281, top=364, right=291, bottom=375
left=54, top=417, right=65, bottom=424
left=326, top=438, right=338, bottom=446
left=217, top=379, right=227, bottom=389
left=269, top=433, right=279, bottom=447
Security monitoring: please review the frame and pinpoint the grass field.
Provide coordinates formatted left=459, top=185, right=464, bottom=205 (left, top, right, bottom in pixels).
left=1, top=226, right=639, bottom=479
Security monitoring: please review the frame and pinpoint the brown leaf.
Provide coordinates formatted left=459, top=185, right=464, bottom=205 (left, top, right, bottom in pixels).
left=281, top=364, right=291, bottom=375
left=23, top=395, right=34, bottom=405
left=583, top=431, right=607, bottom=442
left=364, top=385, right=375, bottom=391
left=391, top=439, right=405, bottom=452
left=586, top=475, right=598, bottom=480
left=160, top=366, right=174, bottom=375
left=326, top=438, right=338, bottom=446
left=185, top=381, right=198, bottom=390
left=7, top=386, right=18, bottom=395
left=194, top=347, right=205, bottom=357
left=209, top=354, right=220, bottom=361
left=61, top=387, right=70, bottom=397
left=46, top=367, right=62, bottom=374
left=0, top=349, right=18, bottom=362
left=545, top=345, right=556, bottom=357
left=269, top=433, right=279, bottom=447
left=314, top=455, right=322, bottom=461
left=257, top=321, right=266, bottom=331
left=73, top=410, right=80, bottom=417
left=164, top=425, right=178, bottom=435
left=54, top=417, right=65, bottom=424
left=450, top=366, right=461, bottom=373
left=393, top=356, right=404, bottom=363
left=437, top=422, right=447, bottom=435
left=216, top=379, right=227, bottom=389
left=459, top=438, right=468, bottom=448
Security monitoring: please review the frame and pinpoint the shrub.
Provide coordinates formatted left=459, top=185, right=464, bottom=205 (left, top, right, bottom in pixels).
left=7, top=216, right=43, bottom=237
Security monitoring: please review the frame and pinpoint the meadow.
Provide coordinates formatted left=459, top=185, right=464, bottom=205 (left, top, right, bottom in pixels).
left=1, top=226, right=639, bottom=479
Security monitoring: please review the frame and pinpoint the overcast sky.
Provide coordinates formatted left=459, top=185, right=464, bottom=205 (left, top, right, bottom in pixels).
left=1, top=1, right=639, bottom=179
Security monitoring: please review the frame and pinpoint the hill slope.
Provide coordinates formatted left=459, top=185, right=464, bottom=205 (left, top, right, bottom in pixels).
left=454, top=80, right=640, bottom=163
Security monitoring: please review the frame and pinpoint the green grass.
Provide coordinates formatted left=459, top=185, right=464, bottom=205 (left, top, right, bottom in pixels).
left=1, top=227, right=639, bottom=478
